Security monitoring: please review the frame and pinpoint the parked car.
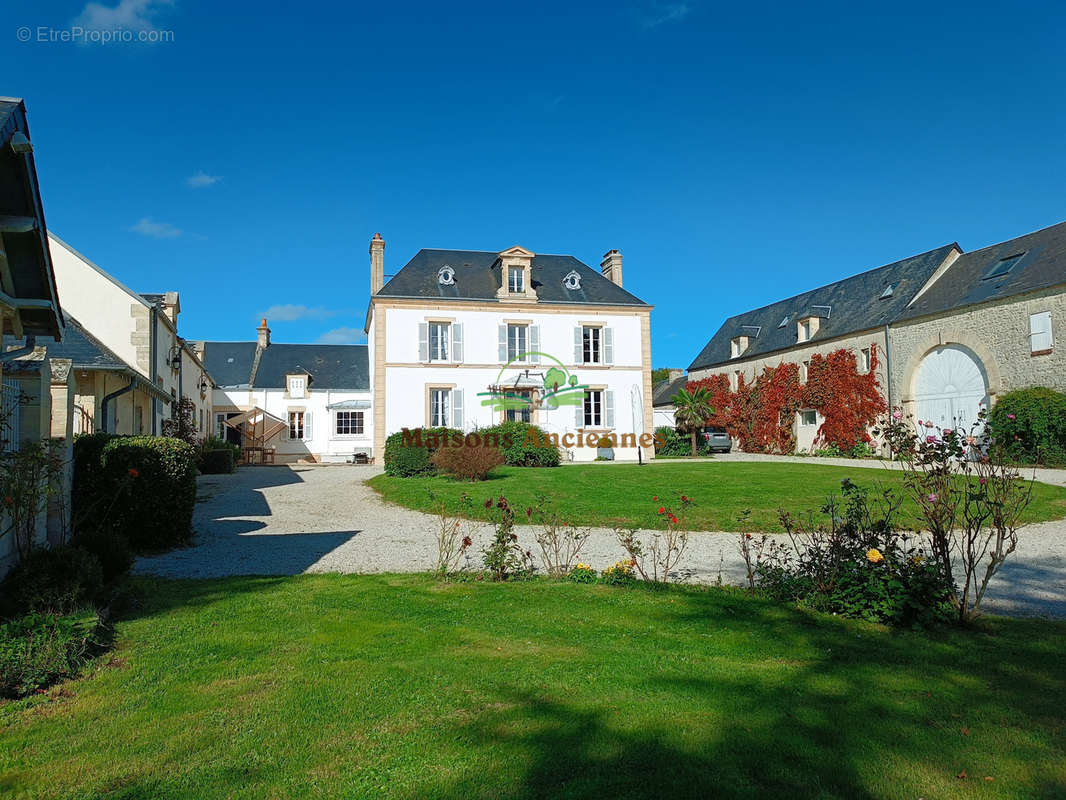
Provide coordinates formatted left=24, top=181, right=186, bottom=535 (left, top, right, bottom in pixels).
left=701, top=426, right=732, bottom=453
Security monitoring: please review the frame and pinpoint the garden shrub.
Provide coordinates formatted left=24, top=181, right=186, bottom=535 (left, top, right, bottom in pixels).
left=479, top=421, right=560, bottom=467
left=601, top=560, right=637, bottom=586
left=199, top=448, right=235, bottom=475
left=383, top=427, right=462, bottom=477
left=654, top=426, right=708, bottom=457
left=71, top=528, right=133, bottom=585
left=0, top=611, right=102, bottom=699
left=986, top=387, right=1066, bottom=466
left=2, top=546, right=105, bottom=615
left=431, top=442, right=504, bottom=481
left=566, top=563, right=597, bottom=583
left=73, top=433, right=198, bottom=551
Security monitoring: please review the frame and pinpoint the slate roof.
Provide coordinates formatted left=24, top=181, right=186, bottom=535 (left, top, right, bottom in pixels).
left=200, top=342, right=369, bottom=391
left=652, top=375, right=688, bottom=407
left=896, top=220, right=1066, bottom=321
left=377, top=249, right=649, bottom=307
left=688, top=245, right=959, bottom=371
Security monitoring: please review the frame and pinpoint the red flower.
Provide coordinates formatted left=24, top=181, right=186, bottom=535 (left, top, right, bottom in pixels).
left=652, top=495, right=658, bottom=502
left=680, top=494, right=689, bottom=502
left=745, top=533, right=752, bottom=539
left=3, top=495, right=13, bottom=506
left=525, top=507, right=533, bottom=519
left=461, top=536, right=473, bottom=548
left=668, top=514, right=678, bottom=525
left=127, top=468, right=140, bottom=478
left=484, top=499, right=493, bottom=508
left=657, top=506, right=665, bottom=514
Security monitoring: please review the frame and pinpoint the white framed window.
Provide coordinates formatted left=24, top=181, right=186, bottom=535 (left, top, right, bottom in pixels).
left=508, top=267, right=524, bottom=293
left=335, top=410, right=364, bottom=436
left=730, top=336, right=749, bottom=358
left=429, top=322, right=450, bottom=361
left=507, top=324, right=528, bottom=362
left=288, top=375, right=306, bottom=398
left=1030, top=311, right=1053, bottom=354
left=860, top=347, right=871, bottom=373
left=583, top=389, right=603, bottom=427
left=215, top=413, right=228, bottom=438
left=582, top=326, right=601, bottom=364
left=430, top=389, right=450, bottom=427
left=730, top=370, right=740, bottom=391
left=799, top=409, right=817, bottom=427
left=288, top=411, right=311, bottom=440
left=505, top=390, right=533, bottom=423
left=798, top=318, right=812, bottom=342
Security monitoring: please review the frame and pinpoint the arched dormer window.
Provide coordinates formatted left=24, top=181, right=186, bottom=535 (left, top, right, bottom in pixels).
left=438, top=265, right=455, bottom=286
left=562, top=270, right=581, bottom=291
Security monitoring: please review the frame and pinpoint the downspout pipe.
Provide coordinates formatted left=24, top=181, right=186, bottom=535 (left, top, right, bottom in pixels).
left=883, top=323, right=894, bottom=459
left=149, top=304, right=158, bottom=435
left=101, top=379, right=135, bottom=433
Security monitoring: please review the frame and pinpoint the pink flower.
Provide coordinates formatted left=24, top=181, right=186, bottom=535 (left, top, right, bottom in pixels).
left=1007, top=413, right=1016, bottom=420
left=943, top=428, right=952, bottom=437
left=979, top=478, right=987, bottom=486
left=965, top=436, right=977, bottom=446
left=892, top=410, right=903, bottom=421
left=924, top=421, right=934, bottom=428
left=917, top=419, right=923, bottom=425
left=927, top=493, right=939, bottom=503
left=926, top=435, right=937, bottom=444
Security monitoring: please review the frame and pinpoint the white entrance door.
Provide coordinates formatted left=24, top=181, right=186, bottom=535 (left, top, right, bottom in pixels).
left=914, top=345, right=989, bottom=433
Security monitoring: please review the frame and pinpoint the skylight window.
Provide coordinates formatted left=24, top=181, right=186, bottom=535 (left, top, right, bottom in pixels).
left=879, top=284, right=894, bottom=300
left=777, top=314, right=791, bottom=329
left=983, top=252, right=1025, bottom=281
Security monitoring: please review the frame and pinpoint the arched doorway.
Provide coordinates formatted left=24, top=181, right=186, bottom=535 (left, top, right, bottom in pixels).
left=913, top=344, right=989, bottom=432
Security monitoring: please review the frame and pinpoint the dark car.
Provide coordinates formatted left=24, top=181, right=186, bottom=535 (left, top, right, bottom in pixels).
left=701, top=426, right=732, bottom=453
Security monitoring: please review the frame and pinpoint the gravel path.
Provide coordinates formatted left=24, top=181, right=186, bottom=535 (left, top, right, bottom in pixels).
left=134, top=464, right=1066, bottom=619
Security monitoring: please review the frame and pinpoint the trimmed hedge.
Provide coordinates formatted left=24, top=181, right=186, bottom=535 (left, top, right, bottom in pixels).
left=73, top=433, right=198, bottom=551
left=478, top=421, right=560, bottom=467
left=2, top=546, right=104, bottom=616
left=200, top=448, right=235, bottom=475
left=987, top=387, right=1066, bottom=466
left=0, top=611, right=103, bottom=699
left=383, top=427, right=462, bottom=477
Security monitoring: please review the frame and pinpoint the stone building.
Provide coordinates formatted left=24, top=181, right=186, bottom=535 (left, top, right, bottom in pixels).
left=687, top=220, right=1066, bottom=451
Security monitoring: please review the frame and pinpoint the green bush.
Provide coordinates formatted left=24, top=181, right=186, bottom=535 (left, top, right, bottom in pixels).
left=2, top=546, right=105, bottom=615
left=199, top=448, right=235, bottom=474
left=0, top=611, right=102, bottom=698
left=654, top=426, right=708, bottom=457
left=383, top=427, right=462, bottom=477
left=71, top=529, right=133, bottom=585
left=73, top=433, right=198, bottom=551
left=478, top=421, right=560, bottom=467
left=987, top=387, right=1066, bottom=466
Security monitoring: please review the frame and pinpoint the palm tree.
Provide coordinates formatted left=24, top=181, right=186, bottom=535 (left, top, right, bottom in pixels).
left=672, top=387, right=714, bottom=457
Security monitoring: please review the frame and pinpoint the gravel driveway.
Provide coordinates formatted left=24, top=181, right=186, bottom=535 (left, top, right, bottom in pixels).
left=134, top=464, right=1066, bottom=619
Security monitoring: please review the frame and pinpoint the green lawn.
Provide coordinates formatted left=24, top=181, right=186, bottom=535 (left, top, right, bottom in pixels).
left=2, top=576, right=1065, bottom=799
left=368, top=461, right=1066, bottom=532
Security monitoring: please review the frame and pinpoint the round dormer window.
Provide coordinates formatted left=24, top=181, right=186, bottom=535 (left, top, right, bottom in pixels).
left=562, top=270, right=581, bottom=291
left=438, top=265, right=455, bottom=286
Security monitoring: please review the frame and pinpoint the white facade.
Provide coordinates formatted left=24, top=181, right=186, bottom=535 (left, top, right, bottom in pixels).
left=372, top=301, right=653, bottom=462
left=213, top=386, right=372, bottom=464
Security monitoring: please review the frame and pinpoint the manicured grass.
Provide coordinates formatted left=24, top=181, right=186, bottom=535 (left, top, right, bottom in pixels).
left=1, top=576, right=1064, bottom=799
left=368, top=462, right=1066, bottom=532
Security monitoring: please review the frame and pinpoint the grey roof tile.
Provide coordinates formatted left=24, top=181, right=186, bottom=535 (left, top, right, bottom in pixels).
left=652, top=375, right=688, bottom=407
left=200, top=342, right=369, bottom=391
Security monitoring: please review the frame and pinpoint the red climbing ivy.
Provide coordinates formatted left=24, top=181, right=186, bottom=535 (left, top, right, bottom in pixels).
left=686, top=345, right=887, bottom=454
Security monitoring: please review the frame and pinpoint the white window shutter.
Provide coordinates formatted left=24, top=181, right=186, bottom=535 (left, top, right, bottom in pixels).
left=304, top=412, right=312, bottom=440
left=452, top=323, right=463, bottom=362
left=499, top=325, right=508, bottom=362
left=284, top=417, right=290, bottom=439
left=418, top=323, right=429, bottom=362
left=574, top=327, right=583, bottom=363
left=575, top=398, right=584, bottom=428
left=529, top=325, right=540, bottom=363
left=1031, top=311, right=1053, bottom=352
left=603, top=328, right=614, bottom=365
left=605, top=390, right=615, bottom=428
left=451, top=389, right=464, bottom=430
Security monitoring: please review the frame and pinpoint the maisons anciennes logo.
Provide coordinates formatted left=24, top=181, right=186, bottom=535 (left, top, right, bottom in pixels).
left=400, top=352, right=665, bottom=451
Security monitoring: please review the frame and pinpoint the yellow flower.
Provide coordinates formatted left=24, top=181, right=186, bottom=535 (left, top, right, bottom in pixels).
left=866, top=548, right=884, bottom=564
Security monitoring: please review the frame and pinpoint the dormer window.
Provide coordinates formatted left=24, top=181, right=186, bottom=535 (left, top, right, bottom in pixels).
left=496, top=245, right=536, bottom=302
left=508, top=267, right=524, bottom=293
left=730, top=336, right=749, bottom=358
left=563, top=270, right=581, bottom=291
left=288, top=375, right=307, bottom=398
left=438, top=265, right=455, bottom=286
left=797, top=316, right=819, bottom=343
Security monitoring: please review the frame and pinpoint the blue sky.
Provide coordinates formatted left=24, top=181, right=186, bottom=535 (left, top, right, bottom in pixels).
left=4, top=1, right=1066, bottom=368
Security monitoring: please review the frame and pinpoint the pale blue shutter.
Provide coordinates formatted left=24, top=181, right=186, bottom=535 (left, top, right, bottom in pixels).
left=418, top=323, right=429, bottom=362
left=574, top=327, right=583, bottom=363
left=605, top=391, right=615, bottom=428
left=499, top=325, right=508, bottom=362
left=452, top=323, right=463, bottom=362
left=304, top=412, right=313, bottom=440
left=451, top=389, right=464, bottom=430
left=529, top=325, right=540, bottom=363
left=603, top=328, right=614, bottom=365
left=575, top=397, right=584, bottom=428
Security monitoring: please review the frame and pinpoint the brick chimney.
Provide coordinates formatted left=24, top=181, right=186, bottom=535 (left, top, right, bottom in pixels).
left=370, top=233, right=385, bottom=294
left=257, top=318, right=271, bottom=349
left=600, top=249, right=623, bottom=287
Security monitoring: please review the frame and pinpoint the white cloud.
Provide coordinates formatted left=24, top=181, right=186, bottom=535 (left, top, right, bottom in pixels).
left=638, top=1, right=690, bottom=27
left=186, top=171, right=220, bottom=188
left=73, top=0, right=173, bottom=31
left=130, top=217, right=182, bottom=238
left=260, top=304, right=338, bottom=322
left=317, top=327, right=366, bottom=345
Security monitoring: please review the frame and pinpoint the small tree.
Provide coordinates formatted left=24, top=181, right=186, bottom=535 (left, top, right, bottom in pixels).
left=162, top=397, right=199, bottom=446
left=672, top=387, right=714, bottom=457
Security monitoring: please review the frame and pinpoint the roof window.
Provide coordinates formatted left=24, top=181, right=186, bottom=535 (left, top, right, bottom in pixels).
left=983, top=252, right=1025, bottom=281
left=879, top=284, right=894, bottom=299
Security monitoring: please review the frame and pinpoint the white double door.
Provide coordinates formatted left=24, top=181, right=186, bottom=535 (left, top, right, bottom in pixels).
left=913, top=345, right=989, bottom=433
